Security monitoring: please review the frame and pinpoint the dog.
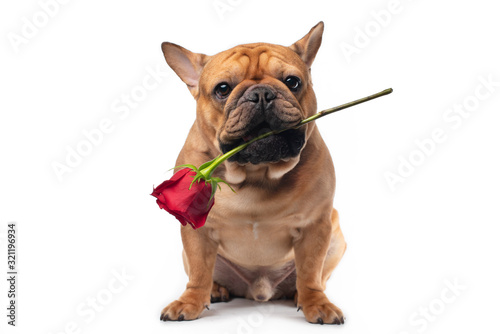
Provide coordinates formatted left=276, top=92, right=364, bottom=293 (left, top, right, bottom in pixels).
left=159, top=21, right=346, bottom=324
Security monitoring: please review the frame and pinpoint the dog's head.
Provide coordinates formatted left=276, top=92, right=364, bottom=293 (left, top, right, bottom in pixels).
left=162, top=22, right=324, bottom=182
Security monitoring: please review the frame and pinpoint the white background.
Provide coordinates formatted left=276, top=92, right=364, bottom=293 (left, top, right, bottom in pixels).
left=1, top=0, right=499, bottom=333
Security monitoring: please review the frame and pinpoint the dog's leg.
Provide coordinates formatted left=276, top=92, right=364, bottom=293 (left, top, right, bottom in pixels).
left=321, top=208, right=346, bottom=288
left=182, top=250, right=231, bottom=303
left=160, top=228, right=218, bottom=321
left=293, top=208, right=344, bottom=325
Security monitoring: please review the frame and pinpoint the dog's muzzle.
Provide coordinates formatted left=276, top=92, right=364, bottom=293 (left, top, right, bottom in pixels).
left=219, top=85, right=305, bottom=165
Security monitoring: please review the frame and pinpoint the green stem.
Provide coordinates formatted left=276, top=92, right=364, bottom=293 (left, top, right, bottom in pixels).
left=298, top=88, right=393, bottom=126
left=200, top=88, right=393, bottom=178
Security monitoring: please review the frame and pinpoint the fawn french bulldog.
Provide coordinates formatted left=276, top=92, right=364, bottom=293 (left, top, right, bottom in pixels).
left=160, top=21, right=346, bottom=324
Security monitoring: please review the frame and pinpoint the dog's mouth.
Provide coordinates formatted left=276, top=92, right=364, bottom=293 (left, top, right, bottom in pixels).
left=220, top=122, right=305, bottom=165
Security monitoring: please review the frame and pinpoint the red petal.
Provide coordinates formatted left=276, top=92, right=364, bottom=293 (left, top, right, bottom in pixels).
left=184, top=182, right=214, bottom=229
left=151, top=169, right=215, bottom=229
left=151, top=168, right=192, bottom=197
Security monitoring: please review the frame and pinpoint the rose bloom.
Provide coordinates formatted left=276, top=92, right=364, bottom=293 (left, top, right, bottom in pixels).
left=151, top=168, right=214, bottom=229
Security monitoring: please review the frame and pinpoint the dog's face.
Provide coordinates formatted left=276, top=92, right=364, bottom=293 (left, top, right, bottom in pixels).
left=203, top=44, right=312, bottom=165
left=162, top=22, right=324, bottom=179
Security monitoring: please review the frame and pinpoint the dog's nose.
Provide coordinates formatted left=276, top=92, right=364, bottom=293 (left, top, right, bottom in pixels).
left=247, top=86, right=276, bottom=108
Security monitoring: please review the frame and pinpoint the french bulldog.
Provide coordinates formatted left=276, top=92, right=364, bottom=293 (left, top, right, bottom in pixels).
left=159, top=21, right=346, bottom=324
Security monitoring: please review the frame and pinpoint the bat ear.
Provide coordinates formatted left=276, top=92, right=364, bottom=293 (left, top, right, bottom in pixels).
left=161, top=42, right=210, bottom=98
left=289, top=21, right=324, bottom=68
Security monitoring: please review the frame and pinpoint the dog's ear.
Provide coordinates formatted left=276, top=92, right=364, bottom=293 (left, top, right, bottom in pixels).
left=161, top=42, right=209, bottom=98
left=289, top=21, right=324, bottom=68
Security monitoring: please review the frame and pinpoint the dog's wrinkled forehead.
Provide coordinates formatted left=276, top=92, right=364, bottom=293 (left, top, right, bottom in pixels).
left=199, top=44, right=308, bottom=95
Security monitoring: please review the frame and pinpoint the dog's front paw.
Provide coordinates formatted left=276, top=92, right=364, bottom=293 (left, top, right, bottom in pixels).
left=160, top=297, right=208, bottom=321
left=297, top=292, right=344, bottom=325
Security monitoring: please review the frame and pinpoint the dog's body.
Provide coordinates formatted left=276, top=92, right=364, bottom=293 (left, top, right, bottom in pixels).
left=160, top=22, right=346, bottom=324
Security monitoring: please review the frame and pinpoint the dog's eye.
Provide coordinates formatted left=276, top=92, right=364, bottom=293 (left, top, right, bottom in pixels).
left=214, top=82, right=232, bottom=99
left=284, top=76, right=301, bottom=92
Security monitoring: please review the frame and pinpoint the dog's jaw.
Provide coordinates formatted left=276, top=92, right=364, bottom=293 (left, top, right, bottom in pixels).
left=217, top=121, right=316, bottom=186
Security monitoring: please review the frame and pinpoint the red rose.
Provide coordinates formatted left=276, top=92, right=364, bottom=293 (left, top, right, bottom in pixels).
left=151, top=168, right=214, bottom=229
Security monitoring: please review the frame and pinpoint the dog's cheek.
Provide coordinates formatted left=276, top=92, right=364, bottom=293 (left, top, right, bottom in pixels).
left=297, top=85, right=317, bottom=118
left=196, top=98, right=224, bottom=133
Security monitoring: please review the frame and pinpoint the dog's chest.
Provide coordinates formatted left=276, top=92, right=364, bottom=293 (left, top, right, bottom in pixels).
left=209, top=206, right=302, bottom=268
left=212, top=215, right=295, bottom=262
left=206, top=177, right=312, bottom=267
